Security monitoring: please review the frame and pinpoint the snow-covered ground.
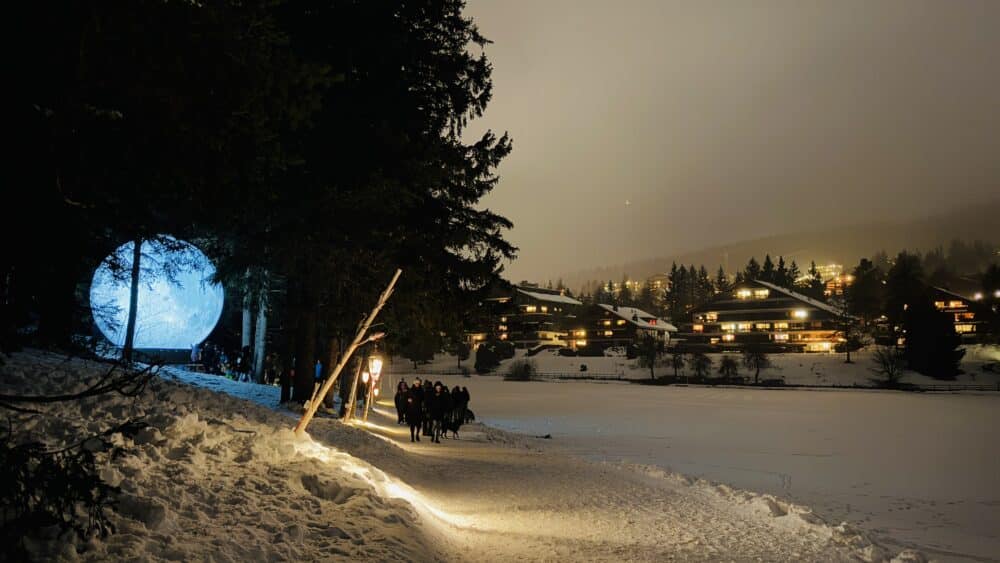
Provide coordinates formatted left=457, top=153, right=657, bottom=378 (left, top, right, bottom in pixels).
left=422, top=375, right=1000, bottom=562
left=2, top=350, right=933, bottom=562
left=392, top=345, right=1000, bottom=388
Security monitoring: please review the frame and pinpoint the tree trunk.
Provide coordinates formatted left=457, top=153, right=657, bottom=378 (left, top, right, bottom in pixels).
left=241, top=298, right=252, bottom=349
left=121, top=236, right=143, bottom=363
left=252, top=293, right=267, bottom=382
left=293, top=307, right=317, bottom=402
left=324, top=337, right=341, bottom=408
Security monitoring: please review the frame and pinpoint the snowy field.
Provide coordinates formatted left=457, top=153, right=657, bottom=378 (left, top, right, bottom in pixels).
left=419, top=374, right=1000, bottom=562
left=1, top=350, right=935, bottom=562
left=391, top=345, right=1000, bottom=388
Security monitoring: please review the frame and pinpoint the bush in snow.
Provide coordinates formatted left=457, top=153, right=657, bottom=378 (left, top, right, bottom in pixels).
left=474, top=344, right=499, bottom=374
left=871, top=345, right=905, bottom=387
left=504, top=359, right=537, bottom=381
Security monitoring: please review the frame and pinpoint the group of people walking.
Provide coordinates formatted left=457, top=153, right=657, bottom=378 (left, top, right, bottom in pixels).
left=394, top=378, right=472, bottom=444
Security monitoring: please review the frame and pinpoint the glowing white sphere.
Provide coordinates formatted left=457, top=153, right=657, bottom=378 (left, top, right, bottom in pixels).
left=89, top=237, right=225, bottom=349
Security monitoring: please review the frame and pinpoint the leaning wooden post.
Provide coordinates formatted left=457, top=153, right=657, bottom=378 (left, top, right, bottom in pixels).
left=294, top=269, right=402, bottom=436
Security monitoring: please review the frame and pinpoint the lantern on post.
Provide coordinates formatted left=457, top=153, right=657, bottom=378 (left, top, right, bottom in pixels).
left=363, top=353, right=384, bottom=422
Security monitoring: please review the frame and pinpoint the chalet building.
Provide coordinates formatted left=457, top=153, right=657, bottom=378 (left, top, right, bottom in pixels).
left=567, top=304, right=677, bottom=351
left=930, top=286, right=986, bottom=339
left=466, top=283, right=582, bottom=348
left=686, top=280, right=845, bottom=351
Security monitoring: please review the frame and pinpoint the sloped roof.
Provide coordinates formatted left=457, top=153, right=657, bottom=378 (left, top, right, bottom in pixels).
left=598, top=304, right=678, bottom=332
left=753, top=280, right=845, bottom=317
left=516, top=288, right=583, bottom=306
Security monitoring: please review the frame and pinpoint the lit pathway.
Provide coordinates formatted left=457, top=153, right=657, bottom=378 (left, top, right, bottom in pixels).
left=306, top=400, right=887, bottom=562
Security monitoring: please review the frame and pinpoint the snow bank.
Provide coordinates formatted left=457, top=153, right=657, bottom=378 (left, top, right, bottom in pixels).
left=1, top=351, right=443, bottom=562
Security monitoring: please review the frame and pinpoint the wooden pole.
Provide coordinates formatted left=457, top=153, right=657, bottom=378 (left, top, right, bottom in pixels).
left=343, top=351, right=365, bottom=420
left=294, top=269, right=401, bottom=435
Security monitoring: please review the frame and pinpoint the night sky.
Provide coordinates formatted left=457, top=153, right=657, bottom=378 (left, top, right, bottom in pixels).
left=464, top=0, right=1000, bottom=282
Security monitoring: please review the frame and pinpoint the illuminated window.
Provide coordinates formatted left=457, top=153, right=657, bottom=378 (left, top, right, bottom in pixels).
left=755, top=323, right=770, bottom=330
left=603, top=330, right=613, bottom=336
left=574, top=329, right=587, bottom=338
left=792, top=309, right=808, bottom=319
left=933, top=301, right=946, bottom=309
left=710, top=337, right=720, bottom=344
left=948, top=301, right=964, bottom=309
left=616, top=319, right=626, bottom=326
left=576, top=339, right=587, bottom=347
left=774, top=322, right=789, bottom=330
left=498, top=324, right=508, bottom=331
left=705, top=312, right=718, bottom=322
left=736, top=289, right=752, bottom=299
left=603, top=320, right=612, bottom=326
left=722, top=333, right=735, bottom=342
left=525, top=305, right=537, bottom=313
left=541, top=305, right=549, bottom=313
left=737, top=323, right=751, bottom=332
left=753, top=289, right=770, bottom=299
left=499, top=333, right=508, bottom=340
left=773, top=333, right=789, bottom=342
left=955, top=324, right=975, bottom=333
left=500, top=316, right=507, bottom=322
left=693, top=324, right=704, bottom=333
left=721, top=323, right=735, bottom=332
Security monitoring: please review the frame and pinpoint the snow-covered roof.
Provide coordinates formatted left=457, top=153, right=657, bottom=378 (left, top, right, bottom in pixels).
left=516, top=288, right=583, bottom=306
left=598, top=304, right=678, bottom=332
left=753, top=280, right=845, bottom=317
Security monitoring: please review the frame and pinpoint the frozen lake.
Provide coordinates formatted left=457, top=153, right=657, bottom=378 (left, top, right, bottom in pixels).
left=428, top=376, right=999, bottom=561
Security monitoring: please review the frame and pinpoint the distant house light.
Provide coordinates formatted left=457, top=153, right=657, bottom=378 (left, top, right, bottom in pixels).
left=792, top=309, right=808, bottom=319
left=722, top=333, right=735, bottom=342
left=541, top=305, right=549, bottom=313
left=603, top=330, right=613, bottom=337
left=773, top=333, right=789, bottom=342
left=693, top=324, right=704, bottom=333
left=525, top=305, right=537, bottom=313
left=736, top=289, right=752, bottom=299
left=753, top=289, right=769, bottom=299
left=576, top=339, right=587, bottom=347
left=603, top=320, right=612, bottom=326
left=934, top=301, right=946, bottom=309
left=574, top=329, right=587, bottom=338
left=721, top=323, right=736, bottom=332
left=616, top=319, right=626, bottom=326
left=995, top=289, right=1000, bottom=298
left=948, top=300, right=964, bottom=309
left=973, top=292, right=983, bottom=301
left=705, top=312, right=718, bottom=322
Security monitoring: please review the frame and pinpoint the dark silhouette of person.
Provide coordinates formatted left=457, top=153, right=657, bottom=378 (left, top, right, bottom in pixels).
left=394, top=381, right=408, bottom=424
left=405, top=385, right=424, bottom=442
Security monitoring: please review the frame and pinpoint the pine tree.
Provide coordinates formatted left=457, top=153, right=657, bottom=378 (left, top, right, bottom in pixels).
left=805, top=261, right=825, bottom=299
left=715, top=266, right=728, bottom=294
left=744, top=257, right=761, bottom=281
left=776, top=256, right=789, bottom=288
left=845, top=258, right=884, bottom=324
left=761, top=255, right=775, bottom=283
left=787, top=260, right=802, bottom=287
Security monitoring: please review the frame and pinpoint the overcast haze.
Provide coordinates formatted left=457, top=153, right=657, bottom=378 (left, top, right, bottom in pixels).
left=464, top=0, right=1000, bottom=283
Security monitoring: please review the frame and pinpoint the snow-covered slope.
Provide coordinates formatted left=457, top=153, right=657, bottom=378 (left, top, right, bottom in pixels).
left=2, top=350, right=929, bottom=562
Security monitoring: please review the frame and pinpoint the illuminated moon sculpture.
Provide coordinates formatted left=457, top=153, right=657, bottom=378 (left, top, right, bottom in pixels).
left=89, top=237, right=225, bottom=350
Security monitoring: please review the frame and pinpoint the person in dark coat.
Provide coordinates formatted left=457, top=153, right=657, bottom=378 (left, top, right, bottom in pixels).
left=429, top=382, right=453, bottom=443
left=460, top=386, right=472, bottom=422
left=394, top=381, right=409, bottom=425
left=405, top=385, right=424, bottom=442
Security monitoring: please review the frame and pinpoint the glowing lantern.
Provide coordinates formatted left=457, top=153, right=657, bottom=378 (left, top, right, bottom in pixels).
left=362, top=371, right=370, bottom=384
left=373, top=388, right=380, bottom=397
left=369, top=355, right=383, bottom=379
